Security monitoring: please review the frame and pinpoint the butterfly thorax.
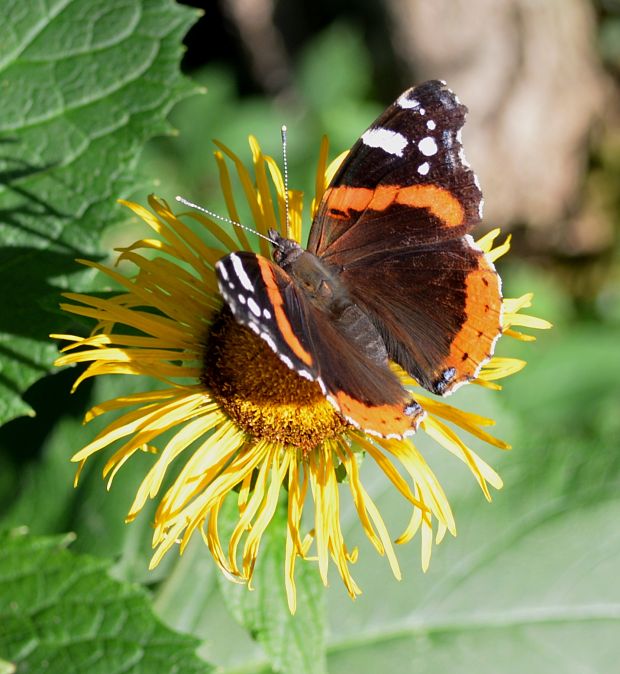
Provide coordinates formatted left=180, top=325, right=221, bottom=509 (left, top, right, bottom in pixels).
left=270, top=230, right=348, bottom=316
left=269, top=230, right=388, bottom=366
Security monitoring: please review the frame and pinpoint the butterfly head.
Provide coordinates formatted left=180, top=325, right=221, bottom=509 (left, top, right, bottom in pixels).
left=269, top=229, right=303, bottom=268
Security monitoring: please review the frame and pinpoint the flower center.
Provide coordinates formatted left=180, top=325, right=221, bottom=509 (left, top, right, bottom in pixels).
left=202, top=309, right=349, bottom=451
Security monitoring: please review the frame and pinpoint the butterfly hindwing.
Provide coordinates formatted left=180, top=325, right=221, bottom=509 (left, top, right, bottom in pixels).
left=339, top=237, right=502, bottom=394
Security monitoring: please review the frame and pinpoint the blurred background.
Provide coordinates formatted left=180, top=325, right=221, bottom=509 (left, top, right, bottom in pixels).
left=2, top=0, right=619, bottom=671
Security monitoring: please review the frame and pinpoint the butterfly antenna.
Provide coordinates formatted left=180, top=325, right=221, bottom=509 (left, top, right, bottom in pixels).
left=175, top=196, right=282, bottom=248
left=281, top=124, right=291, bottom=238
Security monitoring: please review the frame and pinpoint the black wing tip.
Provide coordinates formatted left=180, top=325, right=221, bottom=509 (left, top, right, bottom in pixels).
left=400, top=80, right=468, bottom=118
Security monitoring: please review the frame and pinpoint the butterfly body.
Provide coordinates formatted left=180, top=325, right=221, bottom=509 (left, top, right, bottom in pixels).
left=270, top=229, right=391, bottom=369
left=214, top=81, right=502, bottom=439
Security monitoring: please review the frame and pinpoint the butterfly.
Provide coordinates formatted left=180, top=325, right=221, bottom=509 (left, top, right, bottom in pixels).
left=215, top=80, right=502, bottom=438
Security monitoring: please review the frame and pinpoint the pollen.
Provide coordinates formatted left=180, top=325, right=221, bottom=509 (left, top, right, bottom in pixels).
left=202, top=309, right=349, bottom=451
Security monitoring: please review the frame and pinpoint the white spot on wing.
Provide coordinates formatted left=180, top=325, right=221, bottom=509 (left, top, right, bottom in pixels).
left=263, top=308, right=271, bottom=319
left=463, top=234, right=477, bottom=250
left=247, top=297, right=261, bottom=317
left=362, top=127, right=408, bottom=156
left=417, top=162, right=430, bottom=176
left=397, top=91, right=419, bottom=109
left=419, top=108, right=426, bottom=115
left=237, top=294, right=246, bottom=304
left=426, top=120, right=436, bottom=130
left=261, top=332, right=276, bottom=351
left=217, top=261, right=228, bottom=280
left=418, top=136, right=438, bottom=156
left=458, top=146, right=471, bottom=169
left=298, top=370, right=313, bottom=381
left=230, top=253, right=253, bottom=292
left=281, top=355, right=293, bottom=369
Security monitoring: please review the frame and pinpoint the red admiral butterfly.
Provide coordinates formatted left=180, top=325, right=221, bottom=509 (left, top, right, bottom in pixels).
left=215, top=80, right=502, bottom=439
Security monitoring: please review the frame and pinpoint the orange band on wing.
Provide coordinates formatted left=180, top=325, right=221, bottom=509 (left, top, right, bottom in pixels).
left=334, top=392, right=424, bottom=438
left=325, top=184, right=465, bottom=227
left=444, top=254, right=502, bottom=381
left=394, top=185, right=464, bottom=227
left=325, top=186, right=373, bottom=214
left=257, top=257, right=313, bottom=367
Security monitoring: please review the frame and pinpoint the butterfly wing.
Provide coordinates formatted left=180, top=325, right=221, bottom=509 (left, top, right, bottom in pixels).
left=340, top=238, right=501, bottom=394
left=308, top=80, right=482, bottom=257
left=215, top=252, right=424, bottom=437
left=308, top=80, right=502, bottom=394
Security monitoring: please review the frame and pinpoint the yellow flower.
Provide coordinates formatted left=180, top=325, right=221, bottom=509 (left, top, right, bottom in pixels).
left=52, top=135, right=550, bottom=613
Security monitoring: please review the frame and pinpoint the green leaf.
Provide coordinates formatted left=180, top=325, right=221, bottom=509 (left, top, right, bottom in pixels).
left=1, top=415, right=82, bottom=534
left=0, top=373, right=178, bottom=585
left=298, top=22, right=371, bottom=112
left=0, top=0, right=201, bottom=425
left=217, top=500, right=327, bottom=674
left=0, top=529, right=214, bottom=673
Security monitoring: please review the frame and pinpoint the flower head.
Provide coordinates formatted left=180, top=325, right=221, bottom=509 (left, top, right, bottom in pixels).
left=53, top=135, right=550, bottom=612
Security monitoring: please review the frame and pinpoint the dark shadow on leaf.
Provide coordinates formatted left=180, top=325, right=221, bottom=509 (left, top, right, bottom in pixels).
left=0, top=366, right=93, bottom=464
left=0, top=342, right=50, bottom=400
left=0, top=246, right=90, bottom=341
left=0, top=139, right=101, bottom=419
left=0, top=144, right=73, bottom=246
left=0, top=138, right=97, bottom=342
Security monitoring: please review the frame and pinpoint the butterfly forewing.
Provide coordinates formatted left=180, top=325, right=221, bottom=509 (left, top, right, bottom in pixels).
left=308, top=80, right=483, bottom=259
left=215, top=252, right=317, bottom=379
